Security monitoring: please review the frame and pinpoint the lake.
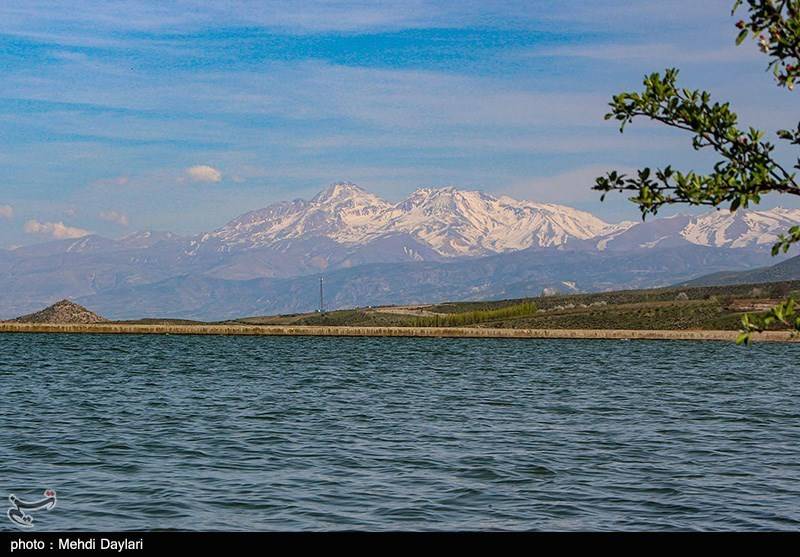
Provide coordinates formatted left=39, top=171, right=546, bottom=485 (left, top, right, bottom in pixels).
left=1, top=333, right=798, bottom=531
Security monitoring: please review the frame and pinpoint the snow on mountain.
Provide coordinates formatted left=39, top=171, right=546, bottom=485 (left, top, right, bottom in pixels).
left=194, top=182, right=617, bottom=257
left=118, top=230, right=185, bottom=249
left=191, top=182, right=391, bottom=253
left=594, top=208, right=800, bottom=251
left=5, top=181, right=800, bottom=319
left=15, top=183, right=800, bottom=263
left=378, top=187, right=614, bottom=256
left=594, top=220, right=638, bottom=250
left=591, top=214, right=692, bottom=251
left=10, top=234, right=119, bottom=257
left=681, top=207, right=800, bottom=248
left=190, top=182, right=800, bottom=257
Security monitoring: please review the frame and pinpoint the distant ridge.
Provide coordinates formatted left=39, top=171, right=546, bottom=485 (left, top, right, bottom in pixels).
left=12, top=299, right=108, bottom=324
left=680, top=254, right=800, bottom=287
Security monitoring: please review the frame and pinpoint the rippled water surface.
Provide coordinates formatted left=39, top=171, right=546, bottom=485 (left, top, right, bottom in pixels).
left=2, top=334, right=799, bottom=531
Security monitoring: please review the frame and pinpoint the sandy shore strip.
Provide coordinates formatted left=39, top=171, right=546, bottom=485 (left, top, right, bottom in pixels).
left=0, top=322, right=797, bottom=342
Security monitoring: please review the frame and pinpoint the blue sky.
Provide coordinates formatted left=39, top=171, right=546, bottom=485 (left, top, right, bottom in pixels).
left=1, top=0, right=797, bottom=246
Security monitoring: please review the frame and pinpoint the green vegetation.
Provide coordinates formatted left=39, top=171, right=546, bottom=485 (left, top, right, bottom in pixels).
left=229, top=280, right=800, bottom=331
left=486, top=300, right=743, bottom=331
left=238, top=308, right=417, bottom=327
left=410, top=301, right=537, bottom=327
left=593, top=1, right=800, bottom=342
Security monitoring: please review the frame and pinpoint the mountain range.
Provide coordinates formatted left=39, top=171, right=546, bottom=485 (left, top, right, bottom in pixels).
left=2, top=182, right=799, bottom=320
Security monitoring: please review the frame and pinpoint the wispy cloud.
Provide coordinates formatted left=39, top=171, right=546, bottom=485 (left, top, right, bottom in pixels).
left=2, top=0, right=797, bottom=246
left=92, top=176, right=130, bottom=187
left=527, top=42, right=761, bottom=64
left=23, top=219, right=90, bottom=239
left=99, top=210, right=129, bottom=226
left=0, top=0, right=503, bottom=37
left=0, top=204, right=13, bottom=219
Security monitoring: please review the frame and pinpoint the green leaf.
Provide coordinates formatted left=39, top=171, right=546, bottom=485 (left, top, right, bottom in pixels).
left=736, top=331, right=750, bottom=345
left=590, top=2, right=800, bottom=343
left=736, top=28, right=749, bottom=45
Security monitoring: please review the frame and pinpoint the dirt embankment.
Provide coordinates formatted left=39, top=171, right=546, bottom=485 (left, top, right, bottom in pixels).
left=0, top=322, right=797, bottom=342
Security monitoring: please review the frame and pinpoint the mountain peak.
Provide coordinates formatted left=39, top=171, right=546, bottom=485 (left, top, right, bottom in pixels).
left=119, top=230, right=184, bottom=248
left=409, top=185, right=482, bottom=198
left=203, top=183, right=620, bottom=257
left=681, top=206, right=800, bottom=248
left=312, top=181, right=373, bottom=204
left=403, top=186, right=493, bottom=210
left=121, top=230, right=179, bottom=240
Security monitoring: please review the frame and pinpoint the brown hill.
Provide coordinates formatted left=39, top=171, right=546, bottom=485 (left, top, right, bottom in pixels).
left=13, top=299, right=108, bottom=324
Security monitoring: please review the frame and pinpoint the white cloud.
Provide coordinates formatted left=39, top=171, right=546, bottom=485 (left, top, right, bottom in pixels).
left=24, top=219, right=90, bottom=239
left=0, top=204, right=13, bottom=219
left=186, top=165, right=222, bottom=183
left=99, top=210, right=129, bottom=226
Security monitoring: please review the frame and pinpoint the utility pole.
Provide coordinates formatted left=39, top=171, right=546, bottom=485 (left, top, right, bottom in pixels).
left=319, top=276, right=324, bottom=314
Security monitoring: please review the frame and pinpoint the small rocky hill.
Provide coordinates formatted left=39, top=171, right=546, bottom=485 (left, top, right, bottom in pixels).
left=12, top=299, right=108, bottom=324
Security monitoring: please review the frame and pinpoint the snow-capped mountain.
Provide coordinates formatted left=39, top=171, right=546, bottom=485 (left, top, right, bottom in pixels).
left=3, top=181, right=800, bottom=319
left=194, top=182, right=620, bottom=257
left=194, top=182, right=800, bottom=258
left=681, top=207, right=800, bottom=248
left=592, top=207, right=800, bottom=251
left=193, top=183, right=392, bottom=253
left=118, top=230, right=185, bottom=249
left=11, top=183, right=800, bottom=264
left=376, top=187, right=615, bottom=256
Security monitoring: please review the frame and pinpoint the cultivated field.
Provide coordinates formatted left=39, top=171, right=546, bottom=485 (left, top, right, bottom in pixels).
left=234, top=280, right=800, bottom=331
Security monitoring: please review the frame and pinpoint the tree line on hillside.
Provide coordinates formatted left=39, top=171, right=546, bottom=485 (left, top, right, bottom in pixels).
left=412, top=301, right=538, bottom=328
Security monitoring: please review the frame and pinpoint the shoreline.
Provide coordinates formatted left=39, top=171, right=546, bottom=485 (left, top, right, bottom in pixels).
left=0, top=322, right=797, bottom=342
